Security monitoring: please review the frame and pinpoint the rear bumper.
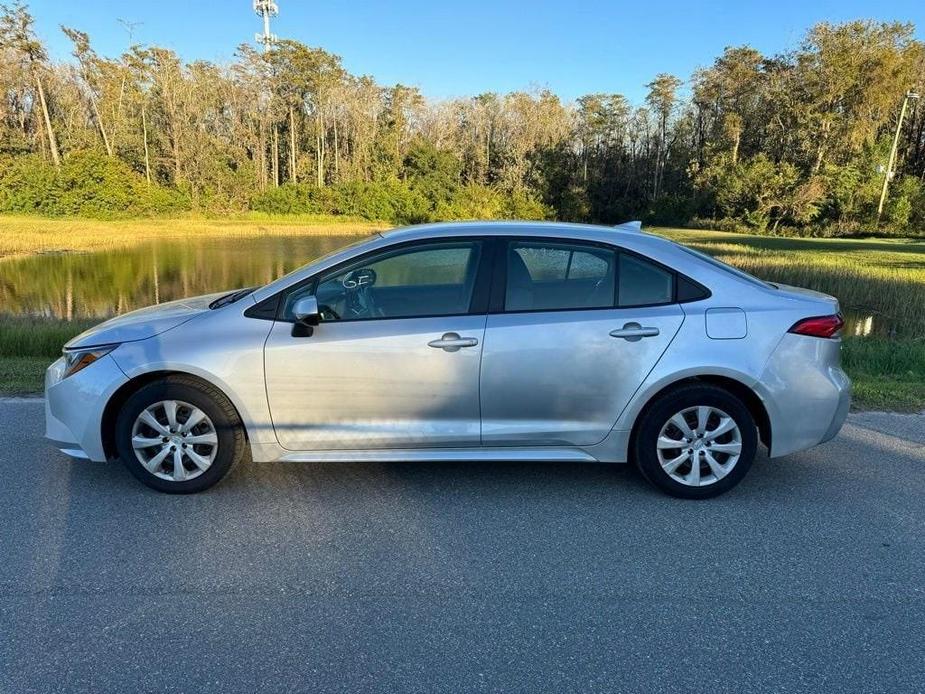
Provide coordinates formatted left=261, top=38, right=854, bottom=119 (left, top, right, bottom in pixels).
left=44, top=354, right=128, bottom=462
left=819, top=367, right=851, bottom=444
left=760, top=334, right=851, bottom=458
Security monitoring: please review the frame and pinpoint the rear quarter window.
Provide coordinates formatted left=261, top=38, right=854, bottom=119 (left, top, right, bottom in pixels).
left=618, top=253, right=674, bottom=307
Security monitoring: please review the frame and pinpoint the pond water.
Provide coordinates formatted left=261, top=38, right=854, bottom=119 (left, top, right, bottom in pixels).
left=0, top=234, right=890, bottom=337
left=0, top=235, right=357, bottom=321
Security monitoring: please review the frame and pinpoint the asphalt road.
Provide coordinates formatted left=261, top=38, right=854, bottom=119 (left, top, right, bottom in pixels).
left=1, top=399, right=923, bottom=694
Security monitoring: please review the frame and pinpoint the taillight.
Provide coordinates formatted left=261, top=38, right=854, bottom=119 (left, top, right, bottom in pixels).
left=788, top=313, right=844, bottom=338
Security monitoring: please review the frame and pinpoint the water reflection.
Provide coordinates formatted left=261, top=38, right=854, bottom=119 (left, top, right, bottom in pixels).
left=0, top=236, right=354, bottom=320
left=848, top=314, right=874, bottom=338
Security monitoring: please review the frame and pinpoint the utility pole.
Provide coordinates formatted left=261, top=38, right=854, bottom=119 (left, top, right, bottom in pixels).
left=253, top=0, right=279, bottom=52
left=877, top=90, right=920, bottom=224
left=252, top=1, right=280, bottom=185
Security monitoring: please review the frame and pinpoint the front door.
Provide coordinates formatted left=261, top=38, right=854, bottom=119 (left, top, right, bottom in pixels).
left=479, top=239, right=685, bottom=447
left=265, top=240, right=488, bottom=450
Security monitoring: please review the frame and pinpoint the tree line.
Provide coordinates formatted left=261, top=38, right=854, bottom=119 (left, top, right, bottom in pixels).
left=1, top=2, right=924, bottom=235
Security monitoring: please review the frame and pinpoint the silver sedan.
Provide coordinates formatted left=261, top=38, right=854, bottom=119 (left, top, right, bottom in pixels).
left=45, top=222, right=850, bottom=498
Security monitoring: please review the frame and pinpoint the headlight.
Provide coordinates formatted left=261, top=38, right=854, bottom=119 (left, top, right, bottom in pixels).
left=62, top=345, right=117, bottom=379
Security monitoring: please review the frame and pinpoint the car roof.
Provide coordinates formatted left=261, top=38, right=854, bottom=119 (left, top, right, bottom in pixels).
left=380, top=220, right=647, bottom=245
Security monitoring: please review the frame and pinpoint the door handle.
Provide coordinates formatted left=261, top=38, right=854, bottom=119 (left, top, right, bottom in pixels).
left=427, top=332, right=479, bottom=352
left=609, top=322, right=660, bottom=342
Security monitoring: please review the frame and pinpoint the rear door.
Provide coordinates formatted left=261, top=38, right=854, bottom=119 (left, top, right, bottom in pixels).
left=479, top=239, right=684, bottom=447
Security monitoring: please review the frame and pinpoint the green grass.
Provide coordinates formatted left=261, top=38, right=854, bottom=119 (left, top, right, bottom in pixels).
left=841, top=338, right=925, bottom=411
left=0, top=213, right=387, bottom=260
left=0, top=316, right=96, bottom=358
left=653, top=228, right=925, bottom=338
left=0, top=356, right=51, bottom=395
left=0, top=317, right=93, bottom=395
left=652, top=228, right=925, bottom=411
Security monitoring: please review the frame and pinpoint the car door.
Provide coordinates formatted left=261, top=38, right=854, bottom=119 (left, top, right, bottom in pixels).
left=265, top=239, right=490, bottom=450
left=479, top=239, right=685, bottom=447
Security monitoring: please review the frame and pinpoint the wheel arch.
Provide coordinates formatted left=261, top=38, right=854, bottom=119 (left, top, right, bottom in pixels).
left=628, top=374, right=772, bottom=458
left=100, top=370, right=248, bottom=461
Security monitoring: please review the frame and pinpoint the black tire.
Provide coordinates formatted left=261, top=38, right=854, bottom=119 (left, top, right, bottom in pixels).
left=115, top=376, right=247, bottom=493
left=633, top=383, right=757, bottom=499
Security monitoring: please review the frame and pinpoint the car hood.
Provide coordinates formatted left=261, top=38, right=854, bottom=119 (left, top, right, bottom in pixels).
left=65, top=291, right=231, bottom=350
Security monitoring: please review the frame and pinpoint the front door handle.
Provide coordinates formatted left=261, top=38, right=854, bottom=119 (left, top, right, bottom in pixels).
left=428, top=332, right=479, bottom=352
left=609, top=322, right=660, bottom=342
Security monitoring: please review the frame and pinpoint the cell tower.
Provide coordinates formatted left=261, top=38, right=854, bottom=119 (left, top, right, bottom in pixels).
left=253, top=0, right=279, bottom=51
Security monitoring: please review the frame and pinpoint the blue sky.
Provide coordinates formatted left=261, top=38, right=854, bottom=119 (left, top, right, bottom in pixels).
left=28, top=0, right=925, bottom=104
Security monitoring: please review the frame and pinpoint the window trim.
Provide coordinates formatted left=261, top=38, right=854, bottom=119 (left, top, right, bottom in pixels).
left=243, top=235, right=712, bottom=323
left=261, top=237, right=495, bottom=324
left=489, top=236, right=711, bottom=315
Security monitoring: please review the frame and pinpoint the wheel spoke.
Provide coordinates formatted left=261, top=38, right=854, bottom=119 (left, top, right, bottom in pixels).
left=705, top=416, right=737, bottom=441
left=657, top=435, right=685, bottom=450
left=138, top=410, right=169, bottom=436
left=132, top=435, right=163, bottom=449
left=184, top=432, right=217, bottom=446
left=185, top=448, right=212, bottom=471
left=704, top=451, right=727, bottom=480
left=709, top=441, right=742, bottom=455
left=686, top=455, right=702, bottom=485
left=143, top=446, right=171, bottom=474
left=661, top=451, right=689, bottom=475
left=163, top=401, right=179, bottom=431
left=180, top=407, right=207, bottom=433
left=658, top=405, right=742, bottom=488
left=669, top=413, right=694, bottom=439
left=696, top=406, right=710, bottom=434
left=172, top=448, right=186, bottom=481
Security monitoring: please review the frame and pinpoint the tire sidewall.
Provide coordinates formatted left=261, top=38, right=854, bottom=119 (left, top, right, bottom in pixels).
left=115, top=380, right=240, bottom=493
left=634, top=385, right=758, bottom=499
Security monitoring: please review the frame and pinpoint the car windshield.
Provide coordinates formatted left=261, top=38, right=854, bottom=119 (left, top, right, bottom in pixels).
left=674, top=244, right=774, bottom=289
left=263, top=233, right=383, bottom=288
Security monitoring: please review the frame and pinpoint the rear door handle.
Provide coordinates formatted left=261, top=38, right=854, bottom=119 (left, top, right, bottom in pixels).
left=609, top=322, right=660, bottom=342
left=428, top=332, right=479, bottom=352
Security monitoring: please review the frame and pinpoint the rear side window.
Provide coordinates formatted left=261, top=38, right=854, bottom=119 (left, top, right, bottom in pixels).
left=505, top=241, right=616, bottom=311
left=618, top=253, right=674, bottom=307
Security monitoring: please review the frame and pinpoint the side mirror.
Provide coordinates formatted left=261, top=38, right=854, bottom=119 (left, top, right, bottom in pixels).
left=291, top=296, right=319, bottom=337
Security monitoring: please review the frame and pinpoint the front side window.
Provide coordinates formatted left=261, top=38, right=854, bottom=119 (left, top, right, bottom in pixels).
left=283, top=241, right=482, bottom=321
left=505, top=241, right=616, bottom=311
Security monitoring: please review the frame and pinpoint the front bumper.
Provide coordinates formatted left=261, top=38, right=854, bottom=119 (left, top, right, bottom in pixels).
left=44, top=353, right=128, bottom=461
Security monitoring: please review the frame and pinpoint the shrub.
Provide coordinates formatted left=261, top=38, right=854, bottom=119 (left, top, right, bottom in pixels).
left=0, top=150, right=188, bottom=217
left=53, top=151, right=188, bottom=217
left=504, top=190, right=554, bottom=220
left=0, top=154, right=57, bottom=214
left=251, top=183, right=338, bottom=215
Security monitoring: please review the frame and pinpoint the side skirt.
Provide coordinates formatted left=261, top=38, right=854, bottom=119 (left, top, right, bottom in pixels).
left=250, top=443, right=609, bottom=464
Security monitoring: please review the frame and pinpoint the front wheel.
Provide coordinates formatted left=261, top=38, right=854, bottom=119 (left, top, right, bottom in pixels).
left=115, top=376, right=247, bottom=493
left=633, top=384, right=757, bottom=499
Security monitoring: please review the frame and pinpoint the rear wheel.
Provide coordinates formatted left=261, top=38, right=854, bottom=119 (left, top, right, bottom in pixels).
left=115, top=376, right=246, bottom=493
left=633, top=384, right=757, bottom=499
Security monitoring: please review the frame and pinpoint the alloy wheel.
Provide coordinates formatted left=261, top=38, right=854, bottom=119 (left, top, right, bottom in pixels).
left=656, top=406, right=743, bottom=487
